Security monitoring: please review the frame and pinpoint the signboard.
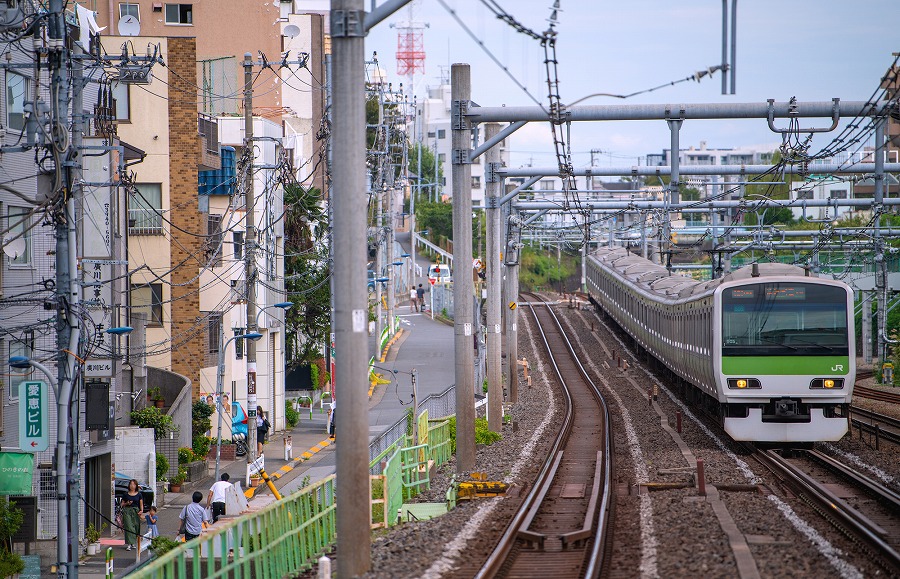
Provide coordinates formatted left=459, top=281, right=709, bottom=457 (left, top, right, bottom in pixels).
left=18, top=381, right=49, bottom=452
left=429, top=278, right=435, bottom=286
left=0, top=452, right=34, bottom=495
left=9, top=496, right=37, bottom=542
left=247, top=455, right=265, bottom=477
left=85, top=359, right=113, bottom=377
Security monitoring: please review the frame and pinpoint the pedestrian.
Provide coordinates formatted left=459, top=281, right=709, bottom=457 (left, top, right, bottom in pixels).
left=256, top=406, right=270, bottom=456
left=205, top=394, right=214, bottom=436
left=178, top=491, right=209, bottom=541
left=121, top=479, right=143, bottom=551
left=410, top=287, right=418, bottom=312
left=206, top=473, right=231, bottom=523
left=328, top=399, right=336, bottom=439
left=145, top=505, right=159, bottom=538
left=416, top=283, right=425, bottom=311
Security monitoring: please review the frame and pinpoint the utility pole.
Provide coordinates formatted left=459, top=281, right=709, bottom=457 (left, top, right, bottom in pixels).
left=451, top=63, right=475, bottom=472
left=484, top=123, right=502, bottom=431
left=243, top=53, right=259, bottom=465
left=874, top=116, right=886, bottom=367
left=504, top=206, right=520, bottom=404
left=331, top=0, right=371, bottom=574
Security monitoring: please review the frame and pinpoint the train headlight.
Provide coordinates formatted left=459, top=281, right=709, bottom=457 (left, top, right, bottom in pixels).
left=810, top=378, right=844, bottom=389
left=727, top=378, right=761, bottom=389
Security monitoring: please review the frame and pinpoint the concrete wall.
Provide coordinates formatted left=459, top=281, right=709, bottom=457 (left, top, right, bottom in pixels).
left=148, top=366, right=192, bottom=450
left=113, top=426, right=157, bottom=497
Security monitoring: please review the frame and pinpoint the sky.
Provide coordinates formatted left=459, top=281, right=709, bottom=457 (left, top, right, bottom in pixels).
left=365, top=0, right=900, bottom=172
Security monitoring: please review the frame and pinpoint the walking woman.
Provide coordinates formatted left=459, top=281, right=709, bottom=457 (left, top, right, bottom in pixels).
left=256, top=406, right=270, bottom=456
left=122, top=479, right=143, bottom=551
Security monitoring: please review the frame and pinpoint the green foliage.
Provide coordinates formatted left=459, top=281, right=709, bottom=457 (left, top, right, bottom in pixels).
left=192, top=436, right=211, bottom=460
left=448, top=416, right=457, bottom=454
left=0, top=551, right=24, bottom=578
left=441, top=308, right=448, bottom=318
left=518, top=244, right=577, bottom=291
left=85, top=522, right=106, bottom=544
left=130, top=407, right=175, bottom=440
left=150, top=535, right=180, bottom=557
left=310, top=364, right=320, bottom=390
left=408, top=143, right=443, bottom=201
left=155, top=453, right=169, bottom=481
left=171, top=467, right=187, bottom=485
left=405, top=407, right=414, bottom=437
left=285, top=399, right=300, bottom=428
left=474, top=418, right=502, bottom=445
left=284, top=184, right=331, bottom=368
left=482, top=379, right=488, bottom=393
left=148, top=386, right=163, bottom=401
left=191, top=399, right=213, bottom=438
left=177, top=447, right=195, bottom=465
left=416, top=201, right=453, bottom=242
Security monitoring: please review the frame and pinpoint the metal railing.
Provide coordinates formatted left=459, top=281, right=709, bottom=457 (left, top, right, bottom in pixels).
left=128, top=208, right=163, bottom=236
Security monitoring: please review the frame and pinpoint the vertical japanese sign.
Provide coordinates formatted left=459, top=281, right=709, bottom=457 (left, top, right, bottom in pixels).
left=18, top=381, right=49, bottom=452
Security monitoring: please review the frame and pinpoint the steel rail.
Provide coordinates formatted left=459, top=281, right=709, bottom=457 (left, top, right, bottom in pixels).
left=849, top=406, right=900, bottom=446
left=475, top=293, right=613, bottom=578
left=755, top=449, right=900, bottom=574
left=855, top=385, right=900, bottom=404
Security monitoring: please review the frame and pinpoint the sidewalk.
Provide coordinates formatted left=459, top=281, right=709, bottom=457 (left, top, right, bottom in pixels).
left=80, top=307, right=456, bottom=576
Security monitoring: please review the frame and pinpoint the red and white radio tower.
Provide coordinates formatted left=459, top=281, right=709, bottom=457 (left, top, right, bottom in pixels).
left=394, top=21, right=427, bottom=84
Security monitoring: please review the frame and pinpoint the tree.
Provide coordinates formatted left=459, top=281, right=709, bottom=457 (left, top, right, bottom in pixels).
left=415, top=200, right=453, bottom=243
left=283, top=183, right=331, bottom=368
left=408, top=143, right=443, bottom=204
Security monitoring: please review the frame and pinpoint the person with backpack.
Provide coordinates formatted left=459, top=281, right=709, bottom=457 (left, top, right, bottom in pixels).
left=256, top=406, right=270, bottom=456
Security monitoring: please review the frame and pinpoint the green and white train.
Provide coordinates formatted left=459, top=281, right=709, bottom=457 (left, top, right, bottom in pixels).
left=586, top=247, right=854, bottom=443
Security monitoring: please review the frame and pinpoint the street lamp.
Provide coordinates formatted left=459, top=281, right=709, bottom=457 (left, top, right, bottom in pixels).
left=10, top=325, right=132, bottom=579
left=214, top=331, right=263, bottom=482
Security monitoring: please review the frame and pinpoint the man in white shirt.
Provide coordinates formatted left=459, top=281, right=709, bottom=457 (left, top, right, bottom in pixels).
left=206, top=473, right=232, bottom=523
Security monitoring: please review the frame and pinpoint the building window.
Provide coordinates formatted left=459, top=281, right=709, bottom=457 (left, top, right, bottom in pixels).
left=6, top=205, right=31, bottom=265
left=6, top=72, right=28, bottom=132
left=119, top=3, right=140, bottom=19
left=540, top=179, right=554, bottom=191
left=471, top=176, right=481, bottom=189
left=164, top=3, right=192, bottom=24
left=796, top=190, right=814, bottom=200
left=427, top=131, right=435, bottom=138
left=208, top=313, right=222, bottom=353
left=233, top=231, right=244, bottom=261
left=437, top=129, right=446, bottom=139
left=437, top=153, right=446, bottom=163
left=128, top=183, right=163, bottom=235
left=131, top=283, right=163, bottom=327
left=206, top=214, right=223, bottom=267
left=112, top=82, right=129, bottom=121
left=830, top=189, right=848, bottom=199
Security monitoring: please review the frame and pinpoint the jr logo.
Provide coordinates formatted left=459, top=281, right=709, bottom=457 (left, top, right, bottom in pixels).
left=831, top=364, right=844, bottom=372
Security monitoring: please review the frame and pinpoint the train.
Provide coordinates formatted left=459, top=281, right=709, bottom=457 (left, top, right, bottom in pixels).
left=586, top=247, right=855, bottom=443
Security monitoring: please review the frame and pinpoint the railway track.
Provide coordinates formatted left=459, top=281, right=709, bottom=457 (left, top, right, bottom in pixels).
left=855, top=385, right=900, bottom=404
left=754, top=447, right=900, bottom=575
left=474, top=293, right=614, bottom=579
left=850, top=406, right=900, bottom=446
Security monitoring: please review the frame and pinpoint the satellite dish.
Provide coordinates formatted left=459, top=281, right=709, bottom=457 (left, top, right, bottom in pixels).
left=283, top=24, right=301, bottom=39
left=118, top=15, right=141, bottom=36
left=2, top=236, right=26, bottom=260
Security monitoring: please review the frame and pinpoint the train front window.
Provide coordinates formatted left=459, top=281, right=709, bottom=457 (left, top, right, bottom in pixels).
left=722, top=283, right=848, bottom=356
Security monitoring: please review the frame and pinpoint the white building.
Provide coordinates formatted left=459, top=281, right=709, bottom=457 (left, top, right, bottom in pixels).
left=198, top=117, right=288, bottom=432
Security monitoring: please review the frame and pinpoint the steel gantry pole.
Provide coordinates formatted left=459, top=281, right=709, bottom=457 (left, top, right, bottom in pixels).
left=874, top=116, right=887, bottom=368
left=331, top=1, right=371, bottom=575
left=452, top=64, right=476, bottom=472
left=484, top=123, right=502, bottom=431
left=504, top=207, right=520, bottom=404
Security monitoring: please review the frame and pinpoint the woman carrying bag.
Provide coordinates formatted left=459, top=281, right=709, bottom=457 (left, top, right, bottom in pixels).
left=122, top=479, right=144, bottom=551
left=256, top=406, right=270, bottom=456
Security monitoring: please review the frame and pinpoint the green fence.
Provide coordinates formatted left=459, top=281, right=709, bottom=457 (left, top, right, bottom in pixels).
left=129, top=476, right=336, bottom=579
left=132, top=412, right=454, bottom=577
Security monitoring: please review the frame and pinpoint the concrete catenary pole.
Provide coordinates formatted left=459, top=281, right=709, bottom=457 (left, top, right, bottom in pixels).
left=505, top=207, right=520, bottom=403
left=452, top=64, right=476, bottom=472
left=874, top=116, right=886, bottom=367
left=484, top=123, right=502, bottom=431
left=331, top=0, right=371, bottom=574
left=243, top=54, right=260, bottom=465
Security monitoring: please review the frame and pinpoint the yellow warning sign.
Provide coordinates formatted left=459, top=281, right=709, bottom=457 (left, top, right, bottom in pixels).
left=508, top=301, right=517, bottom=310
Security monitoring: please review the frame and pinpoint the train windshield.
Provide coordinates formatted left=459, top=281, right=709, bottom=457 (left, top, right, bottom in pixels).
left=722, top=282, right=848, bottom=356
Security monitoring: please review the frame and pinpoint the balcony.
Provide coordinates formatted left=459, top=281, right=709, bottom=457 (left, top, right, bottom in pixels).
left=128, top=208, right=163, bottom=236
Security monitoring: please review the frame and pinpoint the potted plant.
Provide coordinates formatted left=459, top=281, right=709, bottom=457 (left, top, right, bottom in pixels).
left=249, top=475, right=261, bottom=488
left=148, top=386, right=165, bottom=408
left=130, top=407, right=175, bottom=440
left=85, top=522, right=106, bottom=555
left=169, top=467, right=187, bottom=492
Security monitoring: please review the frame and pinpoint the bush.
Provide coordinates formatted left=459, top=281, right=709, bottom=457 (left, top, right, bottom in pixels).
left=177, top=447, right=195, bottom=465
left=285, top=399, right=300, bottom=428
left=310, top=364, right=320, bottom=390
left=156, top=453, right=169, bottom=481
left=130, top=407, right=175, bottom=440
left=150, top=535, right=180, bottom=557
left=0, top=551, right=24, bottom=579
left=474, top=418, right=502, bottom=445
left=192, top=399, right=213, bottom=438
left=192, top=436, right=211, bottom=460
left=0, top=498, right=24, bottom=578
left=171, top=467, right=187, bottom=485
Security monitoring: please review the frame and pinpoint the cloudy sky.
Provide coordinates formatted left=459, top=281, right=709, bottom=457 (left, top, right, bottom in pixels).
left=365, top=0, right=899, bottom=171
